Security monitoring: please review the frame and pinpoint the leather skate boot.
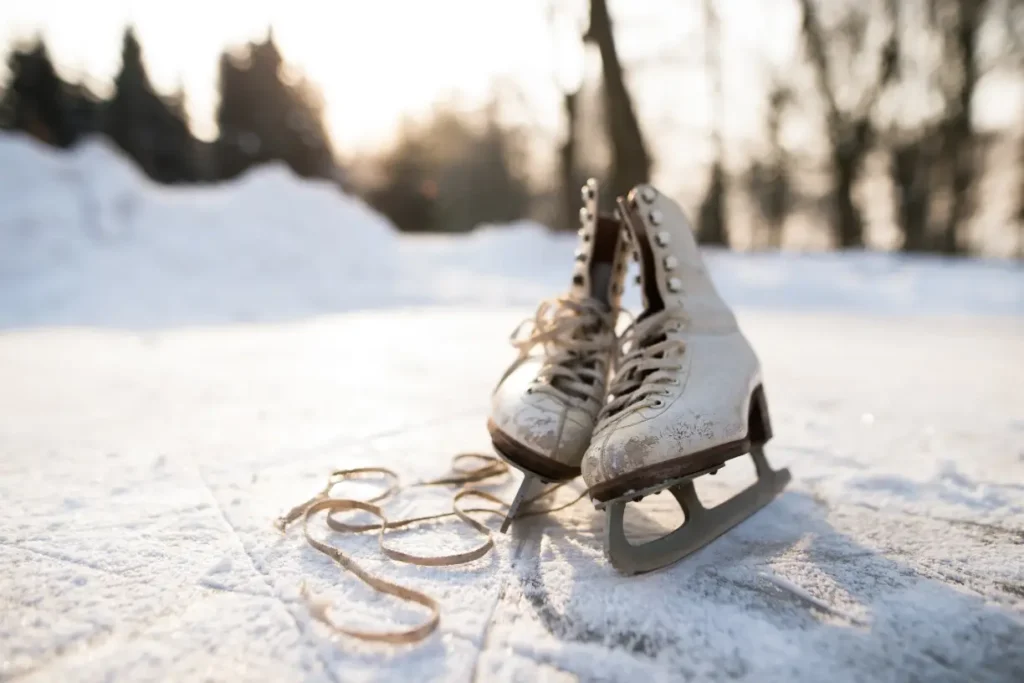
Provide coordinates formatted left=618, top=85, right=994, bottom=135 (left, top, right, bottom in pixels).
left=490, top=178, right=629, bottom=532
left=582, top=183, right=790, bottom=574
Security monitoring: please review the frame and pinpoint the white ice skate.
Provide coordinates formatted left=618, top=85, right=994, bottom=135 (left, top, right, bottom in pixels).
left=582, top=184, right=790, bottom=574
left=490, top=179, right=629, bottom=532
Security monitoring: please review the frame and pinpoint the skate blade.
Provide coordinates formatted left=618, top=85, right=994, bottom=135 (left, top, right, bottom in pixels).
left=500, top=473, right=548, bottom=533
left=492, top=448, right=551, bottom=534
left=603, top=445, right=791, bottom=576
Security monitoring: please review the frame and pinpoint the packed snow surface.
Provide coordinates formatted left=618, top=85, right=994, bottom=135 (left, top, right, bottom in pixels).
left=1, top=133, right=1022, bottom=682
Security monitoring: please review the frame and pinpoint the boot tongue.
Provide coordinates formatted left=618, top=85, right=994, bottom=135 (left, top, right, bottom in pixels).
left=621, top=183, right=738, bottom=333
left=571, top=180, right=626, bottom=311
left=556, top=180, right=629, bottom=402
left=587, top=261, right=613, bottom=308
left=616, top=195, right=664, bottom=318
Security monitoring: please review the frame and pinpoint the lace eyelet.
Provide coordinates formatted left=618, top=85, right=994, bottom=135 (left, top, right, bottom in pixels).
left=650, top=398, right=664, bottom=408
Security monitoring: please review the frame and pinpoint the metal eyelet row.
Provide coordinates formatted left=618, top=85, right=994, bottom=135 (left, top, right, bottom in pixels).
left=635, top=185, right=684, bottom=295
left=581, top=179, right=597, bottom=202
left=573, top=181, right=599, bottom=287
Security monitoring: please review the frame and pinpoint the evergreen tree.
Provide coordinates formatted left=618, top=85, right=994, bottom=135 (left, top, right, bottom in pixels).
left=105, top=27, right=197, bottom=183
left=364, top=104, right=532, bottom=233
left=64, top=82, right=103, bottom=141
left=1, top=38, right=73, bottom=147
left=215, top=30, right=334, bottom=180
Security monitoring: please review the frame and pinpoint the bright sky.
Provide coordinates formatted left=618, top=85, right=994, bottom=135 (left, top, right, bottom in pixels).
left=1, top=0, right=1019, bottom=176
left=0, top=0, right=587, bottom=150
left=0, top=1, right=803, bottom=150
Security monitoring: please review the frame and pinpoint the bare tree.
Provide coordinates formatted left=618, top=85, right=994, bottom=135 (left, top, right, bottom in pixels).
left=890, top=130, right=940, bottom=252
left=696, top=0, right=729, bottom=245
left=934, top=0, right=988, bottom=254
left=559, top=90, right=581, bottom=231
left=797, top=0, right=898, bottom=248
left=887, top=0, right=1010, bottom=255
left=745, top=83, right=794, bottom=249
left=1018, top=125, right=1024, bottom=259
left=1002, top=0, right=1024, bottom=258
left=585, top=0, right=651, bottom=198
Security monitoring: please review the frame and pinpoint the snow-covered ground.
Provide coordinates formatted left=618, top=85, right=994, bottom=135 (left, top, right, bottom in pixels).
left=1, top=134, right=1022, bottom=682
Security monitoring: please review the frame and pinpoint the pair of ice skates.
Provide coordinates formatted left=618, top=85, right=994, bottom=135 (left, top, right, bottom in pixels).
left=490, top=180, right=790, bottom=575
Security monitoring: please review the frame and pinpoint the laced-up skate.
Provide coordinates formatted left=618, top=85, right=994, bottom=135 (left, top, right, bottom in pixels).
left=490, top=178, right=629, bottom=532
left=582, top=184, right=790, bottom=574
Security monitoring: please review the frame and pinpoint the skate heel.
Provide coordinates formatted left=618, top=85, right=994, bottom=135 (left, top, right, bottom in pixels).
left=748, top=385, right=772, bottom=445
left=601, top=383, right=790, bottom=576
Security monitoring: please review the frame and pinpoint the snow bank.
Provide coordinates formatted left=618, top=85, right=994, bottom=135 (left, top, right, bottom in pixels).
left=407, top=229, right=1023, bottom=318
left=0, top=134, right=399, bottom=327
left=1, top=131, right=1021, bottom=328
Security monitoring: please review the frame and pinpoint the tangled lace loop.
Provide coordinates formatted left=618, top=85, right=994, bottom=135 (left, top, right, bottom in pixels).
left=598, top=308, right=689, bottom=420
left=277, top=454, right=591, bottom=644
left=506, top=296, right=617, bottom=406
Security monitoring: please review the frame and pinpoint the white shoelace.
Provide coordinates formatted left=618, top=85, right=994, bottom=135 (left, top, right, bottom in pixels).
left=598, top=308, right=689, bottom=421
left=505, top=296, right=618, bottom=408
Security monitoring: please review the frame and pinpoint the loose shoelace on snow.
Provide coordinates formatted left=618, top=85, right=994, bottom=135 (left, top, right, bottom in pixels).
left=505, top=296, right=618, bottom=408
left=276, top=454, right=591, bottom=645
left=598, top=308, right=689, bottom=421
left=276, top=299, right=619, bottom=645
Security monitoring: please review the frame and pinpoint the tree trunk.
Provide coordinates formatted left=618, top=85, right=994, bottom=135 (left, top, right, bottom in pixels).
left=833, top=148, right=863, bottom=249
left=586, top=0, right=651, bottom=198
left=698, top=163, right=727, bottom=246
left=892, top=138, right=933, bottom=252
left=1019, top=133, right=1024, bottom=259
left=942, top=0, right=984, bottom=255
left=559, top=91, right=579, bottom=231
left=698, top=0, right=729, bottom=245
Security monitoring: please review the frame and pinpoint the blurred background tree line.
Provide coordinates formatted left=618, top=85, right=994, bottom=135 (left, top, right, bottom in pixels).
left=1, top=0, right=1022, bottom=258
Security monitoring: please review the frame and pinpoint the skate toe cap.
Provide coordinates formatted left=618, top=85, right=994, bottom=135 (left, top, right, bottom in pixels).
left=490, top=395, right=593, bottom=471
left=581, top=428, right=660, bottom=490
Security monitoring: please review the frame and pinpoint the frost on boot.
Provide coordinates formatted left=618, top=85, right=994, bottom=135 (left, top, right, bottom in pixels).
left=583, top=183, right=790, bottom=574
left=489, top=178, right=628, bottom=531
